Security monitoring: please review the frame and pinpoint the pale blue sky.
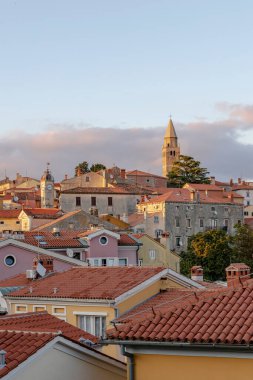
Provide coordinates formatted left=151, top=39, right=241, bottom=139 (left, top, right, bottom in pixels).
left=1, top=0, right=253, bottom=134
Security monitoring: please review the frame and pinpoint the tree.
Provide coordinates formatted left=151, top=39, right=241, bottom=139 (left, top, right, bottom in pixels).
left=233, top=224, right=253, bottom=269
left=90, top=163, right=106, bottom=172
left=167, top=155, right=211, bottom=187
left=75, top=161, right=90, bottom=176
left=180, top=230, right=234, bottom=281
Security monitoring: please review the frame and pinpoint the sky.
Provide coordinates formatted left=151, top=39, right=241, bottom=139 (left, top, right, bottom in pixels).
left=1, top=0, right=253, bottom=181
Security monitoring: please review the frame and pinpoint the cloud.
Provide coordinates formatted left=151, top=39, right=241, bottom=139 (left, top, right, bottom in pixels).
left=1, top=103, right=253, bottom=182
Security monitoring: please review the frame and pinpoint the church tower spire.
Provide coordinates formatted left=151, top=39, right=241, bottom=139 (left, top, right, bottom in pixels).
left=162, top=117, right=180, bottom=177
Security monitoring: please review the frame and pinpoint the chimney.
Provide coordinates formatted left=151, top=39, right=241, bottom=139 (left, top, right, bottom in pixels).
left=238, top=178, right=241, bottom=185
left=0, top=350, right=6, bottom=369
left=228, top=193, right=234, bottom=203
left=77, top=167, right=82, bottom=177
left=33, top=256, right=54, bottom=273
left=120, top=169, right=126, bottom=179
left=64, top=174, right=68, bottom=180
left=210, top=176, right=215, bottom=185
left=226, top=263, right=250, bottom=288
left=191, top=266, right=203, bottom=282
left=229, top=178, right=234, bottom=186
left=190, top=190, right=196, bottom=202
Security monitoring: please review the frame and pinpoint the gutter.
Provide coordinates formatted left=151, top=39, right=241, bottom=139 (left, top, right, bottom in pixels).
left=102, top=339, right=253, bottom=355
left=121, top=346, right=135, bottom=380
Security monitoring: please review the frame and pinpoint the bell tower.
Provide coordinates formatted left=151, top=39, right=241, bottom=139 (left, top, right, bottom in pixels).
left=41, top=163, right=54, bottom=208
left=162, top=117, right=180, bottom=177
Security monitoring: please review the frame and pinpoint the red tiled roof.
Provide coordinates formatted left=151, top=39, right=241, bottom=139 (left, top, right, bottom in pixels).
left=107, top=285, right=253, bottom=344
left=61, top=186, right=153, bottom=195
left=6, top=267, right=165, bottom=300
left=126, top=170, right=166, bottom=179
left=23, top=208, right=62, bottom=219
left=0, top=330, right=55, bottom=378
left=0, top=311, right=97, bottom=343
left=118, top=234, right=140, bottom=246
left=23, top=231, right=86, bottom=249
left=115, top=288, right=228, bottom=323
left=141, top=188, right=243, bottom=205
left=184, top=183, right=223, bottom=191
left=0, top=272, right=57, bottom=287
left=0, top=210, right=20, bottom=218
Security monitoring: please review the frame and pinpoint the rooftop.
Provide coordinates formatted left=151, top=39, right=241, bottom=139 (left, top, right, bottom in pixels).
left=107, top=284, right=253, bottom=345
left=0, top=311, right=97, bottom=343
left=5, top=267, right=166, bottom=300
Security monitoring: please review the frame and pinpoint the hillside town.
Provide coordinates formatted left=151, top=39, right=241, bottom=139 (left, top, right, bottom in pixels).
left=0, top=119, right=252, bottom=379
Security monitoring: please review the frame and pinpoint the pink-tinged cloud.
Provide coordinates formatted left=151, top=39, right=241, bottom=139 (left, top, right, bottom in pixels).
left=1, top=103, right=253, bottom=182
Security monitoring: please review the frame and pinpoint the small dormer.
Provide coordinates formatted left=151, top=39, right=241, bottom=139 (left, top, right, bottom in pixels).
left=226, top=263, right=250, bottom=288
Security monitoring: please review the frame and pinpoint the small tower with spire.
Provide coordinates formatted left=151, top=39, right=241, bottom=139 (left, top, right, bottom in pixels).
left=40, top=163, right=55, bottom=208
left=162, top=117, right=180, bottom=177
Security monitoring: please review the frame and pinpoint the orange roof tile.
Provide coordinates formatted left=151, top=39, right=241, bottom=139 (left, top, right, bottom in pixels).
left=141, top=188, right=243, bottom=205
left=23, top=208, right=62, bottom=219
left=0, top=330, right=55, bottom=378
left=0, top=311, right=97, bottom=343
left=107, top=285, right=253, bottom=345
left=126, top=170, right=166, bottom=179
left=6, top=267, right=166, bottom=300
left=0, top=210, right=21, bottom=218
left=115, top=287, right=228, bottom=323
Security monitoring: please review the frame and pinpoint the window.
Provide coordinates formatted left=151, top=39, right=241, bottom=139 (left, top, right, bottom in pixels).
left=210, top=219, right=218, bottom=229
left=175, top=206, right=180, bottom=212
left=224, top=207, right=229, bottom=212
left=99, top=236, right=108, bottom=245
left=108, top=197, right=113, bottom=206
left=101, top=259, right=107, bottom=266
left=4, top=255, right=16, bottom=267
left=224, top=219, right=229, bottom=227
left=176, top=237, right=182, bottom=247
left=246, top=191, right=250, bottom=197
left=199, top=218, right=204, bottom=228
left=247, top=201, right=250, bottom=206
left=186, top=218, right=191, bottom=228
left=93, top=259, right=99, bottom=266
left=76, top=197, right=81, bottom=207
left=77, top=314, right=106, bottom=338
left=91, top=197, right=96, bottom=206
left=108, top=259, right=114, bottom=266
left=244, top=211, right=249, bottom=216
left=175, top=216, right=180, bottom=227
left=211, top=207, right=216, bottom=211
left=149, top=249, right=156, bottom=260
left=15, top=305, right=27, bottom=313
left=119, top=258, right=127, bottom=266
left=52, top=306, right=66, bottom=316
left=85, top=176, right=90, bottom=182
left=33, top=305, right=46, bottom=312
left=138, top=259, right=143, bottom=266
left=16, top=221, right=20, bottom=224
left=154, top=216, right=159, bottom=224
left=0, top=221, right=4, bottom=224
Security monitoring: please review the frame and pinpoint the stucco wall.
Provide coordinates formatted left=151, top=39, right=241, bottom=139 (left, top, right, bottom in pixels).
left=133, top=353, right=253, bottom=380
left=60, top=193, right=139, bottom=216
left=11, top=343, right=126, bottom=380
left=0, top=245, right=72, bottom=281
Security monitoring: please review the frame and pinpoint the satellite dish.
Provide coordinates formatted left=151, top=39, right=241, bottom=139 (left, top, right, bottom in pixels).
left=13, top=196, right=19, bottom=202
left=66, top=249, right=74, bottom=258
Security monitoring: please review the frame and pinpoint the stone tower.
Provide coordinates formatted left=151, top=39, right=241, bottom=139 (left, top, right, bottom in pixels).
left=162, top=118, right=180, bottom=177
left=40, top=163, right=54, bottom=208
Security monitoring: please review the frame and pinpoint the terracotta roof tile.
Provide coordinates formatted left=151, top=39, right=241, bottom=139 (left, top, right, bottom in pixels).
left=0, top=210, right=21, bottom=218
left=5, top=267, right=165, bottom=300
left=0, top=330, right=55, bottom=378
left=107, top=285, right=253, bottom=345
left=0, top=311, right=97, bottom=343
left=23, top=208, right=62, bottom=219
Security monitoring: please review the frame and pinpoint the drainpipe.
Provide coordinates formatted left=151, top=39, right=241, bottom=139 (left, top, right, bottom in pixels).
left=121, top=346, right=134, bottom=380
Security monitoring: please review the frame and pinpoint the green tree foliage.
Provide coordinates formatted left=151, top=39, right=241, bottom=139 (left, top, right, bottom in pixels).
left=232, top=224, right=253, bottom=269
left=180, top=230, right=234, bottom=281
left=75, top=161, right=90, bottom=176
left=167, top=155, right=211, bottom=187
left=90, top=163, right=106, bottom=172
